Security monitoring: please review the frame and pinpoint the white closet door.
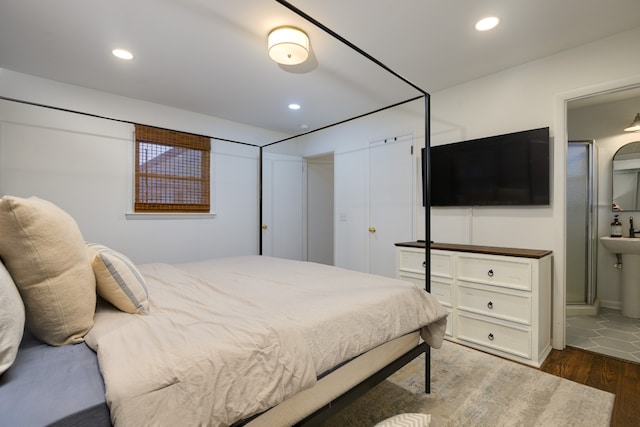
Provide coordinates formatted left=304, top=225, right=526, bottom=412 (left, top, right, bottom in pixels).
left=368, top=137, right=415, bottom=277
left=262, top=153, right=304, bottom=260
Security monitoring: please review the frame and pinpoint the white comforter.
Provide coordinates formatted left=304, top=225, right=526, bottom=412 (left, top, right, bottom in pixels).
left=85, top=256, right=448, bottom=427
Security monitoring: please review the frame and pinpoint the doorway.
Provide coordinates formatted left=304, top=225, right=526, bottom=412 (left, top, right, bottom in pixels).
left=306, top=153, right=334, bottom=265
left=564, top=85, right=640, bottom=363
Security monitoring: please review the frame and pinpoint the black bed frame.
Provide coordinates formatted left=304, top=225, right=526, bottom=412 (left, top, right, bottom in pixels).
left=267, top=2, right=433, bottom=423
left=296, top=342, right=430, bottom=426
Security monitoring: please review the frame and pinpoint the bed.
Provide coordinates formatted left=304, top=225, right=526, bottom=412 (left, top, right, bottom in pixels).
left=0, top=196, right=447, bottom=427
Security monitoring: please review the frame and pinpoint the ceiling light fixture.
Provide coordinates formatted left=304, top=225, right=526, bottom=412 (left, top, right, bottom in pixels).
left=268, top=27, right=309, bottom=65
left=112, top=49, right=133, bottom=60
left=624, top=113, right=640, bottom=132
left=288, top=103, right=301, bottom=110
left=475, top=16, right=500, bottom=31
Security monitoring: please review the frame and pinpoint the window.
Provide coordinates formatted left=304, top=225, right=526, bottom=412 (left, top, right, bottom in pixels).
left=134, top=124, right=210, bottom=213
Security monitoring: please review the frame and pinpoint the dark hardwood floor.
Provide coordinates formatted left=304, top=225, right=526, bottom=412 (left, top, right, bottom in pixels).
left=540, top=346, right=640, bottom=427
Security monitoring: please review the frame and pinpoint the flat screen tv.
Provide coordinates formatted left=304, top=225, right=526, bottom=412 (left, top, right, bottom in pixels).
left=423, top=127, right=550, bottom=207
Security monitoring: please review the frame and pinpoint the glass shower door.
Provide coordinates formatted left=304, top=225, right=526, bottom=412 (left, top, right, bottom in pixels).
left=566, top=140, right=597, bottom=305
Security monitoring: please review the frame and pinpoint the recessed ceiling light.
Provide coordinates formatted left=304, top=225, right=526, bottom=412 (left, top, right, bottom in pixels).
left=288, top=103, right=301, bottom=110
left=112, top=49, right=134, bottom=60
left=475, top=16, right=500, bottom=31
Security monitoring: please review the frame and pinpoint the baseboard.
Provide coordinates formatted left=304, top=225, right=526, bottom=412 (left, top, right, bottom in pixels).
left=566, top=298, right=600, bottom=316
left=599, top=299, right=622, bottom=311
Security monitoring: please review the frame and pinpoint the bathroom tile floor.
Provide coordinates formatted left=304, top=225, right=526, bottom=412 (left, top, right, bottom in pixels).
left=566, top=307, right=640, bottom=364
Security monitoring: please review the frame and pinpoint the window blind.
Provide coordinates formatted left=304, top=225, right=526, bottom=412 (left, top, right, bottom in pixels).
left=134, top=124, right=211, bottom=213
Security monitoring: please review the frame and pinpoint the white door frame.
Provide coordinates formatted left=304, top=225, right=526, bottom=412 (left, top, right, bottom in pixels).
left=552, top=74, right=640, bottom=349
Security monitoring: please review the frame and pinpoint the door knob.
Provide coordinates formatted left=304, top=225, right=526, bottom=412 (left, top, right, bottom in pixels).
left=262, top=224, right=268, bottom=230
left=368, top=227, right=377, bottom=233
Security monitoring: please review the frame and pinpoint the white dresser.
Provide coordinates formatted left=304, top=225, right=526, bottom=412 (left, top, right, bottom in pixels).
left=396, top=242, right=552, bottom=368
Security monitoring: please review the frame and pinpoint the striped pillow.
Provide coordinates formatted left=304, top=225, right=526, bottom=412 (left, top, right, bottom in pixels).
left=87, top=244, right=149, bottom=314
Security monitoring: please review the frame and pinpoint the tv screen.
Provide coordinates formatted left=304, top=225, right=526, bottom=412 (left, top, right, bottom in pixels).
left=424, top=127, right=550, bottom=207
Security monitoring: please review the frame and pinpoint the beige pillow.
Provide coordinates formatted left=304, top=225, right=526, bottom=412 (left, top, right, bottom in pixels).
left=0, top=196, right=96, bottom=346
left=87, top=244, right=149, bottom=314
left=0, top=261, right=25, bottom=375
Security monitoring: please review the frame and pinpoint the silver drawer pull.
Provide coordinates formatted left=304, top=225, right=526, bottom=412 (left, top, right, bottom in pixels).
left=487, top=301, right=493, bottom=309
left=422, top=261, right=426, bottom=268
left=487, top=269, right=494, bottom=277
left=488, top=333, right=494, bottom=341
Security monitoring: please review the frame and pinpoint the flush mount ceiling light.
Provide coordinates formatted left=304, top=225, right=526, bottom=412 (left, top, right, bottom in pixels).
left=112, top=49, right=133, bottom=60
left=475, top=16, right=500, bottom=31
left=268, top=26, right=309, bottom=65
left=624, top=113, right=640, bottom=132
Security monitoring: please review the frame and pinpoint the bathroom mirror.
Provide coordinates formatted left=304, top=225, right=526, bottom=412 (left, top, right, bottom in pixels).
left=612, top=141, right=640, bottom=211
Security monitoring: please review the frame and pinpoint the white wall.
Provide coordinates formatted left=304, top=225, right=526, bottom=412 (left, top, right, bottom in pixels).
left=568, top=95, right=640, bottom=310
left=0, top=70, right=287, bottom=264
left=0, top=69, right=287, bottom=147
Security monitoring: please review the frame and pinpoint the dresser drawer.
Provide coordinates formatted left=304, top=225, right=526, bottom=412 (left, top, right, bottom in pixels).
left=399, top=249, right=453, bottom=279
left=431, top=251, right=453, bottom=278
left=457, top=313, right=531, bottom=359
left=398, top=273, right=452, bottom=307
left=443, top=307, right=453, bottom=337
left=457, top=282, right=531, bottom=325
left=398, top=249, right=426, bottom=274
left=430, top=277, right=453, bottom=307
left=457, top=255, right=531, bottom=291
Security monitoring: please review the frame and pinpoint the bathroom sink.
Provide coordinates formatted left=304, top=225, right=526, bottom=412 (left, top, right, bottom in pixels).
left=600, top=236, right=640, bottom=255
left=600, top=237, right=640, bottom=318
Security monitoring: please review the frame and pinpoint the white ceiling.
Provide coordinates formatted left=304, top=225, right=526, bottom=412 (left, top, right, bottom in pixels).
left=1, top=0, right=640, bottom=137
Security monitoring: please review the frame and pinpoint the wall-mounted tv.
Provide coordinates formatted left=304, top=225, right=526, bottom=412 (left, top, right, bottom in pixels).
left=423, top=127, right=550, bottom=207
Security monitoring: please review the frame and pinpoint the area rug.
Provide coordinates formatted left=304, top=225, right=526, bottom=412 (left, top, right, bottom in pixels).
left=323, top=340, right=614, bottom=426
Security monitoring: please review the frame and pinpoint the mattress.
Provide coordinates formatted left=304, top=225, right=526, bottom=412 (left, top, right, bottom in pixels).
left=0, top=331, right=110, bottom=427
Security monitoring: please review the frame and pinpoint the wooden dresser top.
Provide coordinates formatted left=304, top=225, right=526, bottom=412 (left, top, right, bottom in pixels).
left=395, top=241, right=552, bottom=259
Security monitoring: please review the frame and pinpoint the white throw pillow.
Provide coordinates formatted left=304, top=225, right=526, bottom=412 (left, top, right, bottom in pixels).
left=87, top=244, right=149, bottom=314
left=0, top=196, right=96, bottom=346
left=0, top=261, right=25, bottom=375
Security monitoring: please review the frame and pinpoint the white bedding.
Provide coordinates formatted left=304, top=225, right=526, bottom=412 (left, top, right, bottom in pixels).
left=85, top=255, right=448, bottom=427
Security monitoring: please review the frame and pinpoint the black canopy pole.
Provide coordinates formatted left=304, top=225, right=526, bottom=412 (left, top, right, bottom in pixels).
left=273, top=0, right=434, bottom=395
left=424, top=94, right=432, bottom=393
left=274, top=0, right=427, bottom=96
left=259, top=146, right=264, bottom=255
